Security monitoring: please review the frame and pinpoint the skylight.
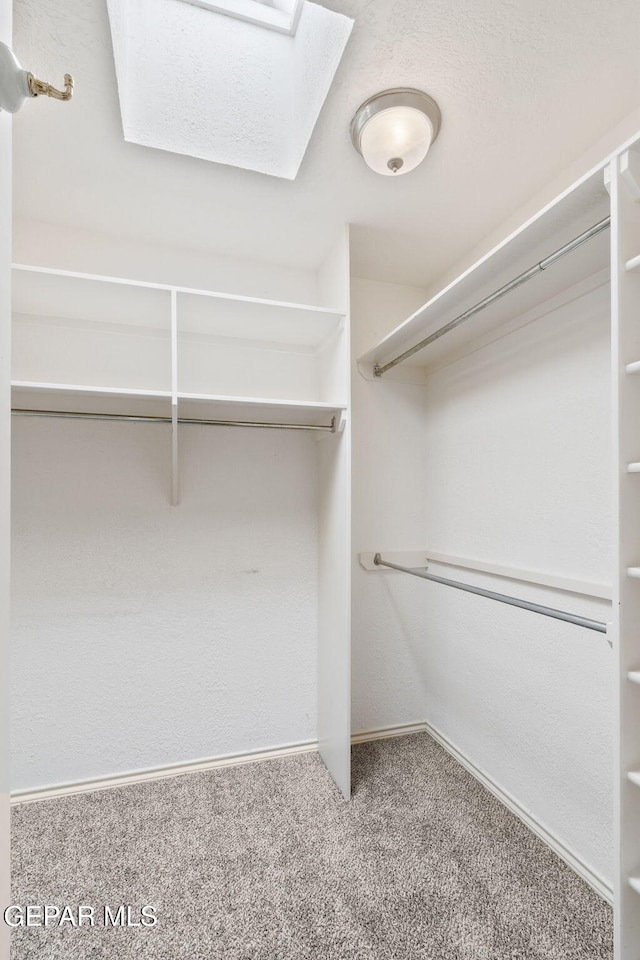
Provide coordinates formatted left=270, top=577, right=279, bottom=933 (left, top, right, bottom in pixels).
left=180, top=0, right=303, bottom=35
left=107, top=0, right=353, bottom=179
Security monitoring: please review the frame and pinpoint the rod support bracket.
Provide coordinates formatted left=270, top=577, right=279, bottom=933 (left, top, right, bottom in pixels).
left=27, top=71, right=74, bottom=101
left=373, top=553, right=382, bottom=565
left=0, top=43, right=74, bottom=112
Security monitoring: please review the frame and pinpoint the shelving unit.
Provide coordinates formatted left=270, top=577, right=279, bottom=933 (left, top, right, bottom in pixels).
left=11, top=229, right=352, bottom=802
left=11, top=263, right=348, bottom=473
left=611, top=145, right=640, bottom=959
left=356, top=133, right=640, bottom=957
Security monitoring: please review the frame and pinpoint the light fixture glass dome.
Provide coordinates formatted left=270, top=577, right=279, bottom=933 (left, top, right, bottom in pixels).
left=351, top=88, right=441, bottom=177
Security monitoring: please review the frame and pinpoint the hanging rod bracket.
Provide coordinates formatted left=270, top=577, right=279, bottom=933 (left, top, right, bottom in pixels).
left=27, top=71, right=74, bottom=102
left=0, top=42, right=73, bottom=113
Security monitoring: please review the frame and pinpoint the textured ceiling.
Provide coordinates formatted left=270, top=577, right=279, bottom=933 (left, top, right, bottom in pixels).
left=12, top=0, right=640, bottom=286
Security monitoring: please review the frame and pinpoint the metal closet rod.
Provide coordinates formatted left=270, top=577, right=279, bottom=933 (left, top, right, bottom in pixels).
left=11, top=409, right=336, bottom=433
left=374, top=216, right=611, bottom=377
left=373, top=554, right=607, bottom=635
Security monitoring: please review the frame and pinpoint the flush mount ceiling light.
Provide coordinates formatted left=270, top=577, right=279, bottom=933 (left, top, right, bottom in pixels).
left=350, top=88, right=441, bottom=177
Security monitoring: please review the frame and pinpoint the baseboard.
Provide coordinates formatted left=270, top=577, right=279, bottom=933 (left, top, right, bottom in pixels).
left=11, top=723, right=427, bottom=805
left=423, top=719, right=613, bottom=904
left=11, top=739, right=318, bottom=805
left=351, top=721, right=427, bottom=744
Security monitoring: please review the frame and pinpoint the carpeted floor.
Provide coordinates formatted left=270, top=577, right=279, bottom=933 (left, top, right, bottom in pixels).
left=10, top=733, right=612, bottom=959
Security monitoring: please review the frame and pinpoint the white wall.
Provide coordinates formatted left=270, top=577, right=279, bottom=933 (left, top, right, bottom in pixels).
left=13, top=219, right=321, bottom=304
left=11, top=417, right=319, bottom=790
left=351, top=275, right=614, bottom=886
left=0, top=0, right=12, bottom=952
left=351, top=278, right=430, bottom=734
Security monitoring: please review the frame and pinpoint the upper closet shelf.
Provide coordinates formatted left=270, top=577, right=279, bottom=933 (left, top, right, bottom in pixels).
left=11, top=264, right=348, bottom=412
left=357, top=169, right=611, bottom=381
left=12, top=265, right=345, bottom=344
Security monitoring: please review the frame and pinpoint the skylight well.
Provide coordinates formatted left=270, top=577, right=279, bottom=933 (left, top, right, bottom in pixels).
left=180, top=0, right=304, bottom=35
left=107, top=0, right=353, bottom=179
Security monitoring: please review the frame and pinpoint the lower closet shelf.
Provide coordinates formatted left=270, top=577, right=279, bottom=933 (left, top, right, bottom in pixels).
left=11, top=383, right=347, bottom=430
left=176, top=393, right=346, bottom=429
left=12, top=382, right=172, bottom=418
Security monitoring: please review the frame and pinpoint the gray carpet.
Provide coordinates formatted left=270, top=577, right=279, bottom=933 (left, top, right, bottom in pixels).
left=10, top=733, right=612, bottom=959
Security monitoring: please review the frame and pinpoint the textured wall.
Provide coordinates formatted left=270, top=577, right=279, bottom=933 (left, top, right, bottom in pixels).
left=351, top=276, right=614, bottom=885
left=11, top=418, right=319, bottom=791
left=0, top=1, right=12, bottom=953
left=351, top=278, right=430, bottom=734
left=12, top=220, right=321, bottom=304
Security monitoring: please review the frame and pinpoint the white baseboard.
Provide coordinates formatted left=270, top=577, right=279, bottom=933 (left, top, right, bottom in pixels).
left=11, top=723, right=427, bottom=806
left=11, top=739, right=318, bottom=805
left=423, top=719, right=613, bottom=904
left=350, top=721, right=427, bottom=744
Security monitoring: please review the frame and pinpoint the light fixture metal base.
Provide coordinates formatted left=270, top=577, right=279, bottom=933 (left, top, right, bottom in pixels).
left=350, top=87, right=441, bottom=158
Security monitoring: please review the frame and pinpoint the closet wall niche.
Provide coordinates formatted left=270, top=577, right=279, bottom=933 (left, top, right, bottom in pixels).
left=10, top=226, right=351, bottom=800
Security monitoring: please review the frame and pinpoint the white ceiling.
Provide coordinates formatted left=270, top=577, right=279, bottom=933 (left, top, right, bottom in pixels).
left=12, top=0, right=640, bottom=286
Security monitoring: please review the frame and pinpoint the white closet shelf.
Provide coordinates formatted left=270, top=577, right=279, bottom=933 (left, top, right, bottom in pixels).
left=630, top=877, right=640, bottom=895
left=177, top=393, right=346, bottom=428
left=12, top=262, right=345, bottom=310
left=357, top=172, right=609, bottom=379
left=628, top=771, right=640, bottom=788
left=12, top=382, right=173, bottom=418
left=624, top=253, right=640, bottom=273
left=627, top=463, right=640, bottom=472
left=11, top=383, right=346, bottom=428
left=12, top=264, right=347, bottom=411
left=12, top=263, right=344, bottom=332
